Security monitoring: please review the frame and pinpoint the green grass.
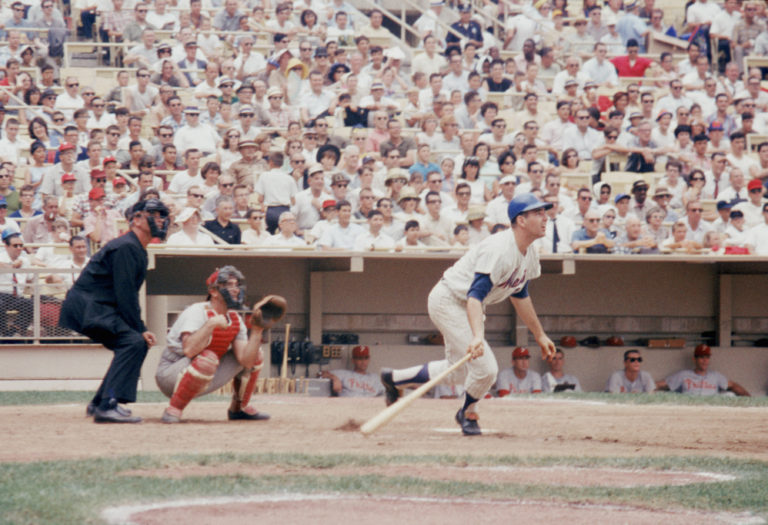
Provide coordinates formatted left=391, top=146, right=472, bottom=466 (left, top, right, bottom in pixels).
left=2, top=390, right=767, bottom=408
left=0, top=391, right=230, bottom=406
left=1, top=453, right=767, bottom=525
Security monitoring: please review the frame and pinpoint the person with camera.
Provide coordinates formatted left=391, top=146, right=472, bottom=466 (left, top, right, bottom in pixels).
left=155, top=265, right=282, bottom=423
left=320, top=345, right=384, bottom=397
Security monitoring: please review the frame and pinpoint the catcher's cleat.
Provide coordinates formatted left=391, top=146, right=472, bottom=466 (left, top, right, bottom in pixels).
left=455, top=408, right=481, bottom=436
left=380, top=368, right=401, bottom=406
left=228, top=409, right=270, bottom=421
left=161, top=408, right=181, bottom=424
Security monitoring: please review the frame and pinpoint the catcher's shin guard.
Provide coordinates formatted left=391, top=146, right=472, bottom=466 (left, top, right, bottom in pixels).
left=169, top=350, right=219, bottom=412
left=233, top=362, right=263, bottom=409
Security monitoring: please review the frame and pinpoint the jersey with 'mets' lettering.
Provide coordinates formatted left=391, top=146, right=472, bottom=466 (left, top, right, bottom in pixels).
left=441, top=229, right=541, bottom=306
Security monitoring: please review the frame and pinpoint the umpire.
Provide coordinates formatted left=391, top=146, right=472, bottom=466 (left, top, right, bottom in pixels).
left=60, top=199, right=170, bottom=423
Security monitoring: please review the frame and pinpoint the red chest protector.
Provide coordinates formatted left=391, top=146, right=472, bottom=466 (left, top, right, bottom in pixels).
left=205, top=310, right=241, bottom=359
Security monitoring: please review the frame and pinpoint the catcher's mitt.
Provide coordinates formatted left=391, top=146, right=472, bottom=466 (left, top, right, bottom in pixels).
left=251, top=295, right=287, bottom=329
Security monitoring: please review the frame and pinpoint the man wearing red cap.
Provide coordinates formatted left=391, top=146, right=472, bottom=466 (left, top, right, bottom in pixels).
left=495, top=347, right=542, bottom=396
left=40, top=143, right=86, bottom=198
left=320, top=345, right=385, bottom=397
left=734, top=179, right=766, bottom=228
left=656, top=345, right=749, bottom=396
left=82, top=187, right=123, bottom=244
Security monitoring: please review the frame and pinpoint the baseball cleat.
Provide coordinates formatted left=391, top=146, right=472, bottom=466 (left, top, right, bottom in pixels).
left=87, top=402, right=132, bottom=418
left=381, top=368, right=401, bottom=406
left=93, top=407, right=142, bottom=424
left=455, top=408, right=481, bottom=436
left=228, top=409, right=270, bottom=421
left=161, top=408, right=181, bottom=424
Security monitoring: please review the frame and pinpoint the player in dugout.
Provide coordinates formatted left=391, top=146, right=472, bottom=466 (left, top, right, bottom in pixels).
left=656, top=344, right=750, bottom=396
left=155, top=265, right=287, bottom=423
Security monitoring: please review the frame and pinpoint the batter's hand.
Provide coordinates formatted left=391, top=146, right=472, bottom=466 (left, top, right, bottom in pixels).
left=537, top=335, right=556, bottom=361
left=142, top=331, right=157, bottom=346
left=467, top=336, right=484, bottom=359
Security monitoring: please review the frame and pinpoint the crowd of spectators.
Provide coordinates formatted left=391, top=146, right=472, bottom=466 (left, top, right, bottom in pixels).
left=0, top=0, right=766, bottom=260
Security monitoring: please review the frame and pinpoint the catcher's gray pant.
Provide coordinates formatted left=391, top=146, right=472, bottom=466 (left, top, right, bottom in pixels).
left=427, top=281, right=499, bottom=401
left=155, top=350, right=244, bottom=398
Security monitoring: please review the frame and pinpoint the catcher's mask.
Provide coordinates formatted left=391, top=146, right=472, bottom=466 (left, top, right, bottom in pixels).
left=131, top=198, right=170, bottom=240
left=206, top=265, right=246, bottom=310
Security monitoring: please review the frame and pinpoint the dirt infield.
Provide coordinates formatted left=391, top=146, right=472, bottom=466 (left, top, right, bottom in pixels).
left=4, top=395, right=768, bottom=524
left=3, top=396, right=768, bottom=463
left=105, top=495, right=760, bottom=525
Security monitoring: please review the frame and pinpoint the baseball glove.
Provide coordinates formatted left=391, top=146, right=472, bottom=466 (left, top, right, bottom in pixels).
left=251, top=295, right=287, bottom=329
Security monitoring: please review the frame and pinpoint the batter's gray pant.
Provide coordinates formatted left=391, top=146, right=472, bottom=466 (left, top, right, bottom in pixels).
left=427, top=281, right=499, bottom=400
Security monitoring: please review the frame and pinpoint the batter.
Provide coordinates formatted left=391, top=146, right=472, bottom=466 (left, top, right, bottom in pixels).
left=381, top=193, right=557, bottom=435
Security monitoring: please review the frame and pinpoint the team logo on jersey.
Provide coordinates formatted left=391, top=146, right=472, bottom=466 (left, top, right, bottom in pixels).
left=499, top=269, right=527, bottom=290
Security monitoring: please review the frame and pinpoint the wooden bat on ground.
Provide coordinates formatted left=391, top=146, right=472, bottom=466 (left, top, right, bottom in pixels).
left=281, top=323, right=291, bottom=379
left=360, top=353, right=473, bottom=436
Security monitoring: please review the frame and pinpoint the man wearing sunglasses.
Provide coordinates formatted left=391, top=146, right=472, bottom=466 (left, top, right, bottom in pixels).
left=0, top=229, right=34, bottom=338
left=606, top=349, right=655, bottom=393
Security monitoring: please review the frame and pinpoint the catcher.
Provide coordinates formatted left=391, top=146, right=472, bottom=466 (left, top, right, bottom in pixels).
left=154, top=265, right=286, bottom=423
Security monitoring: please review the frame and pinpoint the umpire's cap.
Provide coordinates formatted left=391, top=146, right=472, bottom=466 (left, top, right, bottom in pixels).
left=507, top=193, right=553, bottom=222
left=129, top=198, right=169, bottom=219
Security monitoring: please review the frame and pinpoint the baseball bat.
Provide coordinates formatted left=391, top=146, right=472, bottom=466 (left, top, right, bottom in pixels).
left=281, top=323, right=291, bottom=379
left=360, top=353, right=472, bottom=436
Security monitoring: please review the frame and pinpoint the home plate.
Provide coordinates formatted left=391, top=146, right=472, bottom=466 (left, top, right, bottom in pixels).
left=433, top=428, right=501, bottom=434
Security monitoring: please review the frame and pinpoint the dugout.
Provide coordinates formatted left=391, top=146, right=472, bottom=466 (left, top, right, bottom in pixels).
left=2, top=252, right=768, bottom=394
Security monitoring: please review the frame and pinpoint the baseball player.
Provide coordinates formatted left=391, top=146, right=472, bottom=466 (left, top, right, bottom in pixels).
left=605, top=349, right=655, bottom=393
left=320, top=345, right=385, bottom=397
left=381, top=193, right=557, bottom=436
left=495, top=347, right=542, bottom=395
left=656, top=344, right=750, bottom=396
left=541, top=348, right=582, bottom=393
left=155, top=266, right=286, bottom=423
left=60, top=199, right=170, bottom=424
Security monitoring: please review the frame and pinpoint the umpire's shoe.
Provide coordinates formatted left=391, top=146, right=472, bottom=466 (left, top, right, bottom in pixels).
left=381, top=368, right=400, bottom=406
left=455, top=408, right=481, bottom=436
left=94, top=399, right=142, bottom=423
left=87, top=402, right=133, bottom=418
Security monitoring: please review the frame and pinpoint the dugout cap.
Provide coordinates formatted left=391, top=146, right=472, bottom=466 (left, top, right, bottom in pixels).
left=747, top=179, right=763, bottom=191
left=512, top=347, right=530, bottom=359
left=716, top=200, right=732, bottom=211
left=507, top=193, right=552, bottom=222
left=58, top=142, right=76, bottom=153
left=352, top=345, right=370, bottom=358
left=61, top=173, right=76, bottom=183
left=499, top=174, right=517, bottom=185
left=708, top=121, right=724, bottom=132
left=1, top=227, right=18, bottom=239
left=606, top=335, right=624, bottom=346
left=90, top=168, right=105, bottom=179
left=322, top=199, right=337, bottom=209
left=560, top=335, right=577, bottom=348
left=103, top=156, right=117, bottom=166
left=694, top=344, right=711, bottom=357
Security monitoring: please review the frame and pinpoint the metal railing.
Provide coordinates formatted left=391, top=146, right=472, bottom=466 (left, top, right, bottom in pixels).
left=0, top=267, right=88, bottom=344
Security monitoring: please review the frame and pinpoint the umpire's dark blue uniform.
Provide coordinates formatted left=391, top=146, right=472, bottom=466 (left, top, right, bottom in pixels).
left=60, top=231, right=149, bottom=408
